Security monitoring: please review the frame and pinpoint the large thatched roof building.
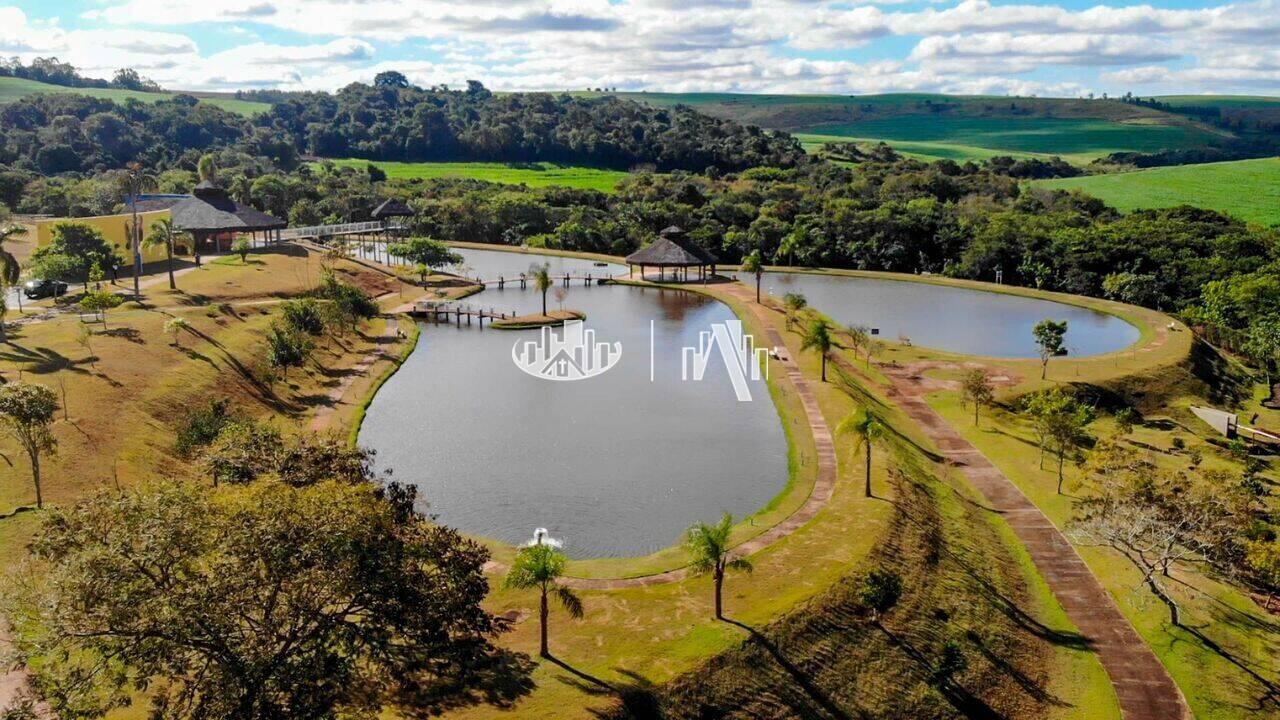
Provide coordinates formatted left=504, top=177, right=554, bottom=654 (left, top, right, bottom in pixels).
left=624, top=226, right=717, bottom=282
left=169, top=181, right=286, bottom=253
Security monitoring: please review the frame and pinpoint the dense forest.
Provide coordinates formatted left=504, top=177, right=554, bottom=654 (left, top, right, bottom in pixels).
left=0, top=75, right=803, bottom=176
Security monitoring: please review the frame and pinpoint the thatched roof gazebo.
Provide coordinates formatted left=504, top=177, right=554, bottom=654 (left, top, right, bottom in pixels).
left=625, top=226, right=717, bottom=282
left=372, top=198, right=413, bottom=221
left=170, top=180, right=286, bottom=254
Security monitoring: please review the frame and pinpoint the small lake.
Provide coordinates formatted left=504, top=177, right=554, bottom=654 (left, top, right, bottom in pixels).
left=360, top=249, right=789, bottom=558
left=758, top=271, right=1139, bottom=358
left=359, top=248, right=1142, bottom=558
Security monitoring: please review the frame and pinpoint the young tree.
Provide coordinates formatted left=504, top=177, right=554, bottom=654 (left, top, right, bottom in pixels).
left=1244, top=316, right=1280, bottom=389
left=686, top=513, right=753, bottom=620
left=78, top=288, right=123, bottom=328
left=740, top=249, right=764, bottom=303
left=265, top=323, right=311, bottom=378
left=800, top=317, right=834, bottom=382
left=530, top=262, right=552, bottom=316
left=839, top=407, right=885, bottom=497
left=961, top=369, right=994, bottom=426
left=388, top=237, right=462, bottom=273
left=280, top=298, right=326, bottom=336
left=8, top=479, right=507, bottom=719
left=1025, top=388, right=1093, bottom=493
left=553, top=286, right=568, bottom=311
left=846, top=324, right=871, bottom=367
left=145, top=217, right=186, bottom=291
left=164, top=317, right=190, bottom=346
left=1032, top=318, right=1068, bottom=379
left=232, top=237, right=251, bottom=263
left=0, top=382, right=59, bottom=508
left=782, top=292, right=807, bottom=330
left=856, top=568, right=902, bottom=622
left=503, top=542, right=582, bottom=658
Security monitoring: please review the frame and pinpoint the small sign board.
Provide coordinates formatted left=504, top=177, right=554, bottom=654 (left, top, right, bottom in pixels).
left=870, top=328, right=880, bottom=335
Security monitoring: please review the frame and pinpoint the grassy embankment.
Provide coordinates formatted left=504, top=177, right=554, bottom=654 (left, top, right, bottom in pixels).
left=1033, top=157, right=1280, bottom=226
left=0, top=76, right=269, bottom=115
left=323, top=158, right=630, bottom=192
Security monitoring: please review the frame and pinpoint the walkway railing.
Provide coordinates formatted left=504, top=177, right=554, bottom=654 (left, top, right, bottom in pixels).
left=279, top=220, right=384, bottom=241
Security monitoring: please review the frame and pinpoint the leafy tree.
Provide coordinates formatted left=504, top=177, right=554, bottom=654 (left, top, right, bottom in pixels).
left=782, top=292, right=807, bottom=330
left=740, top=249, right=763, bottom=303
left=960, top=369, right=994, bottom=426
left=503, top=542, right=582, bottom=658
left=1244, top=316, right=1280, bottom=388
left=232, top=237, right=251, bottom=263
left=280, top=298, right=326, bottom=335
left=1025, top=388, right=1093, bottom=494
left=1114, top=406, right=1138, bottom=435
left=0, top=382, right=59, bottom=508
left=857, top=568, right=902, bottom=622
left=313, top=271, right=379, bottom=331
left=388, top=237, right=462, bottom=273
left=800, top=317, right=834, bottom=382
left=174, top=398, right=235, bottom=459
left=27, top=253, right=78, bottom=292
left=164, top=316, right=190, bottom=346
left=374, top=70, right=411, bottom=88
left=530, top=262, right=552, bottom=316
left=0, top=223, right=27, bottom=290
left=7, top=479, right=507, bottom=719
left=685, top=513, right=752, bottom=620
left=264, top=323, right=311, bottom=377
left=203, top=421, right=283, bottom=485
left=1032, top=318, right=1068, bottom=380
left=78, top=288, right=123, bottom=328
left=839, top=407, right=885, bottom=497
left=145, top=217, right=186, bottom=290
left=846, top=324, right=871, bottom=366
left=30, top=223, right=121, bottom=286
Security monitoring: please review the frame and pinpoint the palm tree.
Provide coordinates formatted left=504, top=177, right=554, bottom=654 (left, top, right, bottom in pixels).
left=782, top=292, right=807, bottom=330
left=740, top=250, right=764, bottom=303
left=530, top=262, right=552, bottom=316
left=503, top=542, right=583, bottom=658
left=1, top=223, right=26, bottom=315
left=145, top=218, right=185, bottom=290
left=839, top=408, right=885, bottom=497
left=800, top=318, right=834, bottom=381
left=687, top=513, right=753, bottom=620
left=120, top=162, right=158, bottom=298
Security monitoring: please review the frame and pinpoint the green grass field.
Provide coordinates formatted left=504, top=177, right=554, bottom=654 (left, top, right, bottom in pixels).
left=1033, top=157, right=1280, bottom=226
left=797, top=116, right=1220, bottom=163
left=1153, top=95, right=1280, bottom=108
left=0, top=77, right=270, bottom=115
left=325, top=159, right=630, bottom=191
left=797, top=132, right=1037, bottom=162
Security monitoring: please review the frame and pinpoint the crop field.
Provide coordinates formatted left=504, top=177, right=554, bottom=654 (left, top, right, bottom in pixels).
left=0, top=77, right=270, bottom=115
left=1033, top=157, right=1280, bottom=226
left=795, top=116, right=1220, bottom=163
left=797, top=132, right=1036, bottom=162
left=325, top=159, right=630, bottom=191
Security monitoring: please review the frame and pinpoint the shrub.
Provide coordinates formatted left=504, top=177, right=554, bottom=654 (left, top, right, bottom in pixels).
left=265, top=323, right=312, bottom=376
left=202, top=420, right=282, bottom=485
left=174, top=398, right=235, bottom=459
left=280, top=298, right=326, bottom=336
left=856, top=568, right=902, bottom=620
left=232, top=237, right=251, bottom=262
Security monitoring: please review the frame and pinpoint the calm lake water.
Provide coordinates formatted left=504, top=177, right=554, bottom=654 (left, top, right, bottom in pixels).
left=360, top=249, right=789, bottom=558
left=359, top=248, right=1141, bottom=557
left=758, top=271, right=1139, bottom=358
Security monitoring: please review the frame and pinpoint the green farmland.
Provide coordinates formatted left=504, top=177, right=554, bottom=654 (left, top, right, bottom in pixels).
left=797, top=116, right=1221, bottom=163
left=797, top=132, right=1037, bottom=162
left=0, top=77, right=270, bottom=115
left=325, top=159, right=630, bottom=191
left=1033, top=157, right=1280, bottom=226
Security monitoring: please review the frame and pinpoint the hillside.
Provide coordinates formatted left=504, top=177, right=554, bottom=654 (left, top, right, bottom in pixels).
left=609, top=91, right=1231, bottom=163
left=0, top=76, right=269, bottom=115
left=1033, top=157, right=1280, bottom=226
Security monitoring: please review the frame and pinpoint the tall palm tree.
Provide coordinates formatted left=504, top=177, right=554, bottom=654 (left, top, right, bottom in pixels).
left=530, top=262, right=552, bottom=316
left=145, top=218, right=185, bottom=290
left=800, top=318, right=834, bottom=381
left=740, top=249, right=764, bottom=303
left=120, top=162, right=158, bottom=298
left=1, top=223, right=26, bottom=314
left=839, top=408, right=885, bottom=498
left=687, top=513, right=753, bottom=620
left=503, top=542, right=583, bottom=658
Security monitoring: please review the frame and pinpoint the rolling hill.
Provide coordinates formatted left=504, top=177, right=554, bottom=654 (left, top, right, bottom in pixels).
left=0, top=76, right=270, bottom=115
left=1032, top=157, right=1280, bottom=225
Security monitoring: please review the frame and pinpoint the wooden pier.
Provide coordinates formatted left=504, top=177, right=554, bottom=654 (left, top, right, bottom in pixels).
left=407, top=302, right=521, bottom=328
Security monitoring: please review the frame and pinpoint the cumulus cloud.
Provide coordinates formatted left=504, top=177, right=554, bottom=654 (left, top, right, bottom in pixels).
left=0, top=0, right=1268, bottom=95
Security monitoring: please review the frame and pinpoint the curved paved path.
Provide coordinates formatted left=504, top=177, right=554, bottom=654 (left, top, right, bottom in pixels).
left=562, top=282, right=838, bottom=590
left=858, top=356, right=1191, bottom=720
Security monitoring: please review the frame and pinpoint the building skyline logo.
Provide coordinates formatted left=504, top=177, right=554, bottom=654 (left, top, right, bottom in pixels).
left=681, top=319, right=768, bottom=402
left=512, top=319, right=621, bottom=381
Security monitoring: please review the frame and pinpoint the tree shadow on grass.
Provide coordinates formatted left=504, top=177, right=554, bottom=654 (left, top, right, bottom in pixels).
left=874, top=623, right=1007, bottom=720
left=393, top=647, right=536, bottom=718
left=0, top=343, right=94, bottom=377
left=99, top=326, right=144, bottom=344
left=722, top=617, right=861, bottom=720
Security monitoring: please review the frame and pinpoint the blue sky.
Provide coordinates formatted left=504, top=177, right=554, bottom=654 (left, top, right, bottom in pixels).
left=2, top=0, right=1277, bottom=96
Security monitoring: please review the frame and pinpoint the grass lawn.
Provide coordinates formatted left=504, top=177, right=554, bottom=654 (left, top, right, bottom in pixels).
left=322, top=159, right=630, bottom=192
left=796, top=116, right=1219, bottom=164
left=1033, top=157, right=1280, bottom=226
left=0, top=77, right=269, bottom=115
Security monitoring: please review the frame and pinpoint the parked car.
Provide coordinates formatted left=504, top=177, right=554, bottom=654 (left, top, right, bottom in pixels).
left=23, top=278, right=68, bottom=299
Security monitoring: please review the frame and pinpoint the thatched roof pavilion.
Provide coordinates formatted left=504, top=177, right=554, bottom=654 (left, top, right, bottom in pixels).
left=169, top=180, right=286, bottom=253
left=371, top=198, right=413, bottom=220
left=625, top=226, right=718, bottom=282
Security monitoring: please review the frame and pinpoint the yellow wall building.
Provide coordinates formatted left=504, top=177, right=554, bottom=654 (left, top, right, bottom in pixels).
left=31, top=210, right=177, bottom=265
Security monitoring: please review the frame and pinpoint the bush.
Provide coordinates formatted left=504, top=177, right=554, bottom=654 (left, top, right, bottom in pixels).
left=313, top=271, right=379, bottom=330
left=174, top=398, right=236, bottom=459
left=856, top=568, right=902, bottom=620
left=265, top=323, right=312, bottom=376
left=280, top=298, right=326, bottom=335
